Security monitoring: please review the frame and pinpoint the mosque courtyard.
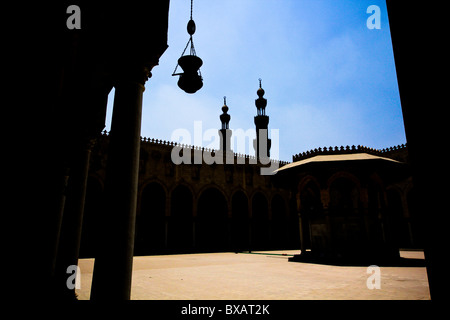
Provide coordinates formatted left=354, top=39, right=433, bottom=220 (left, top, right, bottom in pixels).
left=75, top=250, right=430, bottom=300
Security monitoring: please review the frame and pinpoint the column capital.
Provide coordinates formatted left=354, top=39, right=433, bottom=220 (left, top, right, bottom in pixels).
left=113, top=64, right=155, bottom=89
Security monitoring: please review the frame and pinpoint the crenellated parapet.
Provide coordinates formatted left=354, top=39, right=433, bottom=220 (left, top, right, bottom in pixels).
left=293, top=143, right=408, bottom=162
left=102, top=130, right=406, bottom=166
left=101, top=130, right=290, bottom=166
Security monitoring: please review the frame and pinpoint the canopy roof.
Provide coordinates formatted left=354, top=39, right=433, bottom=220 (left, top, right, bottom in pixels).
left=276, top=153, right=402, bottom=173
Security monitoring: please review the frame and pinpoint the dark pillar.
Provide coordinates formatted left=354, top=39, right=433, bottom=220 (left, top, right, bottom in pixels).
left=296, top=193, right=305, bottom=254
left=90, top=65, right=151, bottom=300
left=386, top=1, right=442, bottom=300
left=54, top=137, right=95, bottom=299
left=49, top=167, right=70, bottom=281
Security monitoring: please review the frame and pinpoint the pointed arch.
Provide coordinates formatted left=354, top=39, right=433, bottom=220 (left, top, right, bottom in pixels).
left=327, top=171, right=361, bottom=191
left=271, top=193, right=288, bottom=249
left=298, top=175, right=321, bottom=193
left=231, top=190, right=250, bottom=251
left=139, top=178, right=169, bottom=205
left=298, top=178, right=323, bottom=216
left=196, top=183, right=229, bottom=208
left=327, top=172, right=365, bottom=256
left=135, top=181, right=166, bottom=255
left=251, top=191, right=269, bottom=250
left=328, top=172, right=361, bottom=217
left=169, top=184, right=194, bottom=251
left=197, top=187, right=229, bottom=252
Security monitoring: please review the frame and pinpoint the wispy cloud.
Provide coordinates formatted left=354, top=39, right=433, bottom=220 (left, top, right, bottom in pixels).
left=142, top=84, right=220, bottom=144
left=105, top=0, right=405, bottom=162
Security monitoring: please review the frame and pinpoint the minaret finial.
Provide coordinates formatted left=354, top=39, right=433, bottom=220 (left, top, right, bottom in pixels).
left=221, top=96, right=229, bottom=114
left=256, top=78, right=265, bottom=99
left=220, top=95, right=231, bottom=132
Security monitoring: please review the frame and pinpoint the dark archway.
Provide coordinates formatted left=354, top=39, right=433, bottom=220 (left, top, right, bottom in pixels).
left=271, top=194, right=287, bottom=249
left=387, top=188, right=410, bottom=248
left=135, top=182, right=166, bottom=255
left=329, top=177, right=363, bottom=255
left=406, top=187, right=422, bottom=247
left=287, top=196, right=300, bottom=248
left=231, top=191, right=249, bottom=251
left=300, top=181, right=323, bottom=250
left=169, top=185, right=193, bottom=252
left=251, top=192, right=269, bottom=250
left=300, top=181, right=322, bottom=217
left=79, top=177, right=103, bottom=258
left=367, top=179, right=386, bottom=247
left=330, top=177, right=360, bottom=217
left=197, top=187, right=228, bottom=252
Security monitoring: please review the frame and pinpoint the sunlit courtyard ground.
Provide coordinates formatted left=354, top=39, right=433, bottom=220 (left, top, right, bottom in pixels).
left=76, top=250, right=430, bottom=300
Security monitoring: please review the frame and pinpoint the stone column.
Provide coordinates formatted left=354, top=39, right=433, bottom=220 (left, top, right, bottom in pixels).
left=296, top=192, right=305, bottom=254
left=49, top=167, right=70, bottom=280
left=90, top=65, right=151, bottom=300
left=54, top=137, right=95, bottom=299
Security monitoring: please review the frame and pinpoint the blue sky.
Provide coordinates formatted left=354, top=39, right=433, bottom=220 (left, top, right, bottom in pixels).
left=105, top=0, right=406, bottom=162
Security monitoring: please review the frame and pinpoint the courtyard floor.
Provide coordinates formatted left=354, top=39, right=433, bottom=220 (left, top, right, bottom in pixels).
left=76, top=250, right=430, bottom=300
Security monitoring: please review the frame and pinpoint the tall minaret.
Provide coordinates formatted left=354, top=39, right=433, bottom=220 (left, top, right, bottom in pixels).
left=219, top=96, right=232, bottom=153
left=253, top=79, right=271, bottom=159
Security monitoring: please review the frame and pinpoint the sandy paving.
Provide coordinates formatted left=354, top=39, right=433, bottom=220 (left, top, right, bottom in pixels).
left=76, top=250, right=430, bottom=300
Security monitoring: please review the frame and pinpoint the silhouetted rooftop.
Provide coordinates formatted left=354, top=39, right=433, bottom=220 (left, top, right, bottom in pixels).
left=276, top=152, right=402, bottom=173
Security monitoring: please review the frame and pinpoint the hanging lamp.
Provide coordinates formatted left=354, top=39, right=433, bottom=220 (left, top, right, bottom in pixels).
left=172, top=0, right=203, bottom=94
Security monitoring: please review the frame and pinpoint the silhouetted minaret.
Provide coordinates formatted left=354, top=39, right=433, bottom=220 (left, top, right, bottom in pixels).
left=219, top=96, right=232, bottom=153
left=253, top=79, right=271, bottom=159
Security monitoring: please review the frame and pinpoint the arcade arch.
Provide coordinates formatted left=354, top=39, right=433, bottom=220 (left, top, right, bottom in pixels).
left=231, top=190, right=249, bottom=251
left=135, top=182, right=166, bottom=255
left=251, top=192, right=269, bottom=250
left=197, top=187, right=228, bottom=251
left=169, top=184, right=194, bottom=251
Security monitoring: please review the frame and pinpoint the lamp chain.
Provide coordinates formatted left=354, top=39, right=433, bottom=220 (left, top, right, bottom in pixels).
left=172, top=0, right=200, bottom=77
